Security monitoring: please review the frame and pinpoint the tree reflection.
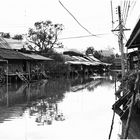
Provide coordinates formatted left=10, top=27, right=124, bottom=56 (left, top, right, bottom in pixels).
left=29, top=99, right=65, bottom=125
left=0, top=74, right=116, bottom=124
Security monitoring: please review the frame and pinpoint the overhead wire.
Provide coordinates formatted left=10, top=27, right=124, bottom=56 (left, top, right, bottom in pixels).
left=58, top=0, right=136, bottom=43
left=59, top=35, right=94, bottom=40
left=123, top=1, right=128, bottom=22
left=124, top=1, right=131, bottom=25
left=58, top=33, right=111, bottom=40
left=129, top=1, right=136, bottom=16
left=59, top=0, right=97, bottom=37
left=110, top=0, right=114, bottom=29
left=120, top=0, right=123, bottom=9
left=122, top=0, right=126, bottom=22
left=122, top=0, right=137, bottom=26
left=122, top=0, right=128, bottom=25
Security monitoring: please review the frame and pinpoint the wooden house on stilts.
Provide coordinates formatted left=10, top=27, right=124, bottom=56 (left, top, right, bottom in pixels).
left=0, top=48, right=52, bottom=83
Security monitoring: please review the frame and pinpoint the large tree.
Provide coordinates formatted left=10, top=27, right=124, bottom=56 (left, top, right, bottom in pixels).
left=27, top=20, right=64, bottom=51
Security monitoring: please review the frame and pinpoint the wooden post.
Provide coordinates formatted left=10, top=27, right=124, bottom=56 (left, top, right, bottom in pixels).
left=122, top=93, right=135, bottom=139
left=122, top=72, right=139, bottom=139
left=27, top=61, right=31, bottom=81
left=6, top=60, right=9, bottom=107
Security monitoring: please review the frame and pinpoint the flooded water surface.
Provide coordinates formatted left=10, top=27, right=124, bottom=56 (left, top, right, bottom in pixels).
left=0, top=75, right=122, bottom=140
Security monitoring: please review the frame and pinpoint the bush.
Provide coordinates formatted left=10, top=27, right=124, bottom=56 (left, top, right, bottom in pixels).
left=45, top=61, right=69, bottom=77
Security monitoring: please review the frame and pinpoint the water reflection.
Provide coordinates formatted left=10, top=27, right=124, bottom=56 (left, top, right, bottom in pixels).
left=29, top=100, right=65, bottom=125
left=0, top=74, right=118, bottom=139
left=0, top=75, right=114, bottom=123
left=0, top=75, right=114, bottom=107
left=0, top=78, right=69, bottom=124
left=0, top=79, right=67, bottom=107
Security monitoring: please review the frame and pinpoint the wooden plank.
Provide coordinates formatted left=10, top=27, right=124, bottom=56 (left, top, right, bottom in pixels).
left=112, top=91, right=131, bottom=109
left=16, top=72, right=29, bottom=83
left=120, top=106, right=129, bottom=120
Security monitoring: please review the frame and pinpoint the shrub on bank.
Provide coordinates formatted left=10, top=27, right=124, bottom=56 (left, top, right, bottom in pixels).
left=44, top=61, right=69, bottom=77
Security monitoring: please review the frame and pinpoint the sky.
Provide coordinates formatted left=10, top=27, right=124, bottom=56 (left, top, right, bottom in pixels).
left=0, top=0, right=140, bottom=53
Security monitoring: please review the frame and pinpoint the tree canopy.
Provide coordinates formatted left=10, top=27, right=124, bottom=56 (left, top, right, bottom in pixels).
left=12, top=34, right=23, bottom=40
left=27, top=20, right=64, bottom=51
left=85, top=46, right=95, bottom=56
left=2, top=33, right=10, bottom=38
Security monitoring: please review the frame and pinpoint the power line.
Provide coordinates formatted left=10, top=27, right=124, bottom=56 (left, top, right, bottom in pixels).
left=59, top=0, right=97, bottom=37
left=124, top=1, right=130, bottom=25
left=59, top=35, right=94, bottom=40
left=122, top=0, right=126, bottom=21
left=59, top=33, right=110, bottom=40
left=129, top=1, right=136, bottom=16
left=122, top=0, right=137, bottom=26
left=120, top=0, right=123, bottom=9
left=122, top=0, right=128, bottom=25
left=110, top=0, right=114, bottom=29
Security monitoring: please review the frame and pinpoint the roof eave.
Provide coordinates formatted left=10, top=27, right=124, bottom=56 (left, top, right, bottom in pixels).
left=126, top=18, right=140, bottom=49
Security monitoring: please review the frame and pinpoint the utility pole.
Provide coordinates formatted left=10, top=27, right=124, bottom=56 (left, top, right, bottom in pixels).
left=118, top=6, right=125, bottom=77
left=112, top=6, right=130, bottom=78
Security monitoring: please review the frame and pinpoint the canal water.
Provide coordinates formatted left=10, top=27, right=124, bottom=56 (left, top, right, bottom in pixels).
left=0, top=74, right=122, bottom=140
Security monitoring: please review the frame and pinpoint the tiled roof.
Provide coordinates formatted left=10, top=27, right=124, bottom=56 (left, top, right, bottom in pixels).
left=0, top=48, right=31, bottom=60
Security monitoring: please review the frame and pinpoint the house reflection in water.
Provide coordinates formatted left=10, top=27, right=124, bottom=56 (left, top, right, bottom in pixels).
left=0, top=75, right=114, bottom=125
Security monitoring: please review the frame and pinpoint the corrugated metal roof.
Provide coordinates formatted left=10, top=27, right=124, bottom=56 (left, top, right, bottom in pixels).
left=71, top=56, right=83, bottom=61
left=72, top=56, right=100, bottom=65
left=62, top=53, right=110, bottom=66
left=4, top=38, right=24, bottom=49
left=87, top=55, right=101, bottom=62
left=0, top=37, right=12, bottom=49
left=63, top=55, right=99, bottom=66
left=20, top=53, right=53, bottom=61
left=77, top=56, right=90, bottom=62
left=62, top=55, right=77, bottom=61
left=65, top=61, right=83, bottom=65
left=65, top=60, right=100, bottom=66
left=0, top=48, right=31, bottom=60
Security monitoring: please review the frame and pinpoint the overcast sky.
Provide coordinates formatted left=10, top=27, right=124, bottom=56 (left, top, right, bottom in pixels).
left=0, top=0, right=139, bottom=53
